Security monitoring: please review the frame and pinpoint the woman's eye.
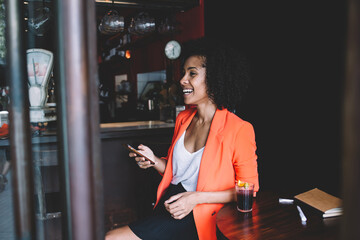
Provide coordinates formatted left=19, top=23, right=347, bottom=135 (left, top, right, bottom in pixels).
left=189, top=71, right=197, bottom=77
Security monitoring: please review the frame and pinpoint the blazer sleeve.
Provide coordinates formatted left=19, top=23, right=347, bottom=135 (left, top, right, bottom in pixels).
left=232, top=121, right=259, bottom=192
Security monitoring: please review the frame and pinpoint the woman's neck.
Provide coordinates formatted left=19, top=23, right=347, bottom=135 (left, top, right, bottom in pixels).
left=195, top=102, right=217, bottom=125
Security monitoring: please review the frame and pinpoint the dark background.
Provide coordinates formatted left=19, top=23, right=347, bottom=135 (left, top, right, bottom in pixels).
left=204, top=1, right=348, bottom=196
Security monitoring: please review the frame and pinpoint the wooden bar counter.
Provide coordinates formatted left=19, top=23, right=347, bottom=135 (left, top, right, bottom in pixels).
left=0, top=120, right=175, bottom=233
left=216, top=191, right=341, bottom=240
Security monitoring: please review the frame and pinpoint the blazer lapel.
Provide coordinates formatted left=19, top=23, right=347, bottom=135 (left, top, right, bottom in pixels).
left=161, top=109, right=197, bottom=183
left=196, top=109, right=227, bottom=191
left=177, top=109, right=197, bottom=142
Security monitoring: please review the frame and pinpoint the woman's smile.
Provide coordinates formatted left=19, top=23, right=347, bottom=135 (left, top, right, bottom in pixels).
left=182, top=88, right=194, bottom=96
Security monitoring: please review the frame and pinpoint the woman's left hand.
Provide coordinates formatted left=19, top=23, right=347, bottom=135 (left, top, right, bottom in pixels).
left=164, top=192, right=198, bottom=220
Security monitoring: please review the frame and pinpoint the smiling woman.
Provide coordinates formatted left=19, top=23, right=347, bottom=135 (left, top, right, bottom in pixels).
left=105, top=37, right=258, bottom=240
left=180, top=56, right=208, bottom=107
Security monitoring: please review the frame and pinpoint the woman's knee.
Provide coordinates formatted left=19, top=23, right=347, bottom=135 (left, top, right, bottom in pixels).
left=105, top=225, right=140, bottom=240
left=104, top=229, right=118, bottom=240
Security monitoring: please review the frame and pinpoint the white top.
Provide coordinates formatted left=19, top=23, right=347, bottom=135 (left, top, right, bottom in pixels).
left=171, top=131, right=205, bottom=191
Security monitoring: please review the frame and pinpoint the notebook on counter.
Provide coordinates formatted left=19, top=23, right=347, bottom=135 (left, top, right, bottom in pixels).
left=294, top=188, right=343, bottom=218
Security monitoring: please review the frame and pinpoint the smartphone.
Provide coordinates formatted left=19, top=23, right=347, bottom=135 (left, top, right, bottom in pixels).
left=123, top=144, right=155, bottom=164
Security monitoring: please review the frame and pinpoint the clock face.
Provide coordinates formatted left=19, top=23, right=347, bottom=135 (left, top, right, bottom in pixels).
left=164, top=40, right=181, bottom=60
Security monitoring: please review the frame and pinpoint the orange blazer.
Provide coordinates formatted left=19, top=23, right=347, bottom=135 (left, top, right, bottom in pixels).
left=155, top=107, right=259, bottom=240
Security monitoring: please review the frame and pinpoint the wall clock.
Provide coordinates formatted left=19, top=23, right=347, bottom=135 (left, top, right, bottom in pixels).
left=164, top=40, right=181, bottom=60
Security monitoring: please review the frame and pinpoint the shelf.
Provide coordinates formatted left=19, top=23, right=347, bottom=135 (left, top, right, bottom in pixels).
left=119, top=32, right=179, bottom=51
left=95, top=0, right=199, bottom=11
left=100, top=30, right=179, bottom=63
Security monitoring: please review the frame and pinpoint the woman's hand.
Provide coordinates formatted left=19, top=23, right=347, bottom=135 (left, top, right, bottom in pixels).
left=164, top=192, right=198, bottom=220
left=129, top=144, right=156, bottom=169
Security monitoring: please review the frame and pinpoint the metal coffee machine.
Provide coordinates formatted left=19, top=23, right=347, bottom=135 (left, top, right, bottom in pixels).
left=27, top=48, right=56, bottom=129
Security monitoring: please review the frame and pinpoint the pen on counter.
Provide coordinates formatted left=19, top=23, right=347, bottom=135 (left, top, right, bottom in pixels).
left=279, top=198, right=294, bottom=204
left=296, top=205, right=307, bottom=222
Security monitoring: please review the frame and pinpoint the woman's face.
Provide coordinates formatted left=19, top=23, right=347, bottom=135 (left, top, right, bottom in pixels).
left=180, top=56, right=209, bottom=106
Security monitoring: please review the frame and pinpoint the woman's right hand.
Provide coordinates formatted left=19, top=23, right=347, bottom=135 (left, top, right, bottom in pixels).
left=129, top=144, right=156, bottom=169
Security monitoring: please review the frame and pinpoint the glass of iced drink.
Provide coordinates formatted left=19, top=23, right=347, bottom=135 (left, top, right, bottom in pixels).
left=235, top=181, right=254, bottom=212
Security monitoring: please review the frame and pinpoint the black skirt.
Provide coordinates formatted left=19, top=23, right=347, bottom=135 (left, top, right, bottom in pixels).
left=128, top=183, right=199, bottom=240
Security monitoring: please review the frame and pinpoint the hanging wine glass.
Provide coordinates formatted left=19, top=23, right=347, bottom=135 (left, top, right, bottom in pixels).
left=133, top=12, right=155, bottom=36
left=98, top=0, right=124, bottom=35
left=157, top=15, right=177, bottom=34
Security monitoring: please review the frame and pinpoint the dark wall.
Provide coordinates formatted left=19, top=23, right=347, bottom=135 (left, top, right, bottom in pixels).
left=205, top=1, right=348, bottom=196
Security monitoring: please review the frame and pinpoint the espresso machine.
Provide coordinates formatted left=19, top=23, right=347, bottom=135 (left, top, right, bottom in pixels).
left=27, top=48, right=56, bottom=128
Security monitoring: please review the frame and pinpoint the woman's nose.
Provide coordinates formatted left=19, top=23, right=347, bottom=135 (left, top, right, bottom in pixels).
left=180, top=75, right=188, bottom=86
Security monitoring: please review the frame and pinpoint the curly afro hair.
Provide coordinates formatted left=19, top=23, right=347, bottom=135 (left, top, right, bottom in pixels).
left=180, top=37, right=251, bottom=112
